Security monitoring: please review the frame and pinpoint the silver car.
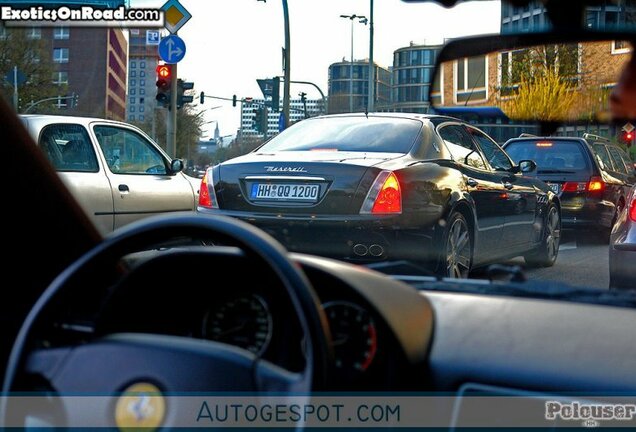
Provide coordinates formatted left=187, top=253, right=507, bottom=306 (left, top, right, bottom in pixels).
left=20, top=115, right=199, bottom=235
left=609, top=184, right=636, bottom=290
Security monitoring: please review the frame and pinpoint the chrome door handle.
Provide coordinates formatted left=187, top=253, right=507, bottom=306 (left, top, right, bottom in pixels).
left=502, top=181, right=513, bottom=190
left=466, top=178, right=478, bottom=187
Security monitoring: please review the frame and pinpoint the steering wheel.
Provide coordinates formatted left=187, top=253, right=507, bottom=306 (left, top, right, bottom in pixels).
left=2, top=214, right=332, bottom=426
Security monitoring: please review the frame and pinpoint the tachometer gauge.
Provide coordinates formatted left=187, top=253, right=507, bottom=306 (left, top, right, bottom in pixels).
left=323, top=301, right=377, bottom=373
left=203, top=294, right=273, bottom=356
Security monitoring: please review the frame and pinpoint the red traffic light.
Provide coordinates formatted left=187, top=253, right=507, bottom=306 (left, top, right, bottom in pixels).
left=156, top=64, right=171, bottom=79
left=626, top=132, right=633, bottom=140
left=156, top=64, right=173, bottom=107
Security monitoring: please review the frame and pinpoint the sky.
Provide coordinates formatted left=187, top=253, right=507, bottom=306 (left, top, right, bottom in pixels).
left=133, top=0, right=501, bottom=138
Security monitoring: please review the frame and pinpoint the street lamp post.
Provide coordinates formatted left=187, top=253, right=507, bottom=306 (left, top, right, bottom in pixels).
left=340, top=14, right=366, bottom=113
left=368, top=0, right=375, bottom=113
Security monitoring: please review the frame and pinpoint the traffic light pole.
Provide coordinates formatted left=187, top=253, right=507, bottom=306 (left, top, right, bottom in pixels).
left=283, top=79, right=327, bottom=114
left=23, top=93, right=77, bottom=113
left=239, top=98, right=244, bottom=144
left=282, top=0, right=291, bottom=129
left=167, top=62, right=178, bottom=158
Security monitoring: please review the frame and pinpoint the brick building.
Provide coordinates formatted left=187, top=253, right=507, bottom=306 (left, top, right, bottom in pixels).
left=55, top=27, right=127, bottom=120
left=3, top=0, right=128, bottom=120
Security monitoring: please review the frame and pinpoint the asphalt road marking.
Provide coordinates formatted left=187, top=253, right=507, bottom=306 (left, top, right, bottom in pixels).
left=559, top=242, right=577, bottom=251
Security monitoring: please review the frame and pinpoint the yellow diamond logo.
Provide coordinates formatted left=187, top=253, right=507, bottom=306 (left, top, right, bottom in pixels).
left=165, top=6, right=184, bottom=27
left=161, top=0, right=192, bottom=34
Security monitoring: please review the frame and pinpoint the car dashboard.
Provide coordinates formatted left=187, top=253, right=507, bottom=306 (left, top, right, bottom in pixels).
left=32, top=245, right=636, bottom=397
left=37, top=246, right=432, bottom=392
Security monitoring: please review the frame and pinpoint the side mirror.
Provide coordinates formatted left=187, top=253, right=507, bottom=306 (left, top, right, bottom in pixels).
left=170, top=158, right=184, bottom=174
left=518, top=160, right=537, bottom=174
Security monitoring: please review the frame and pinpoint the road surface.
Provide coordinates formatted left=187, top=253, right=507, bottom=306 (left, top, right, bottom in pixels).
left=471, top=231, right=610, bottom=289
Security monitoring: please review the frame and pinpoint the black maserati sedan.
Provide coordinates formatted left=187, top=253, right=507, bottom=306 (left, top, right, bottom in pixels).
left=198, top=113, right=561, bottom=277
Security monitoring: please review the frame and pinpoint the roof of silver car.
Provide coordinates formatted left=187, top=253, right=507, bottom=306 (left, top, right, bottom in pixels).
left=19, top=114, right=127, bottom=125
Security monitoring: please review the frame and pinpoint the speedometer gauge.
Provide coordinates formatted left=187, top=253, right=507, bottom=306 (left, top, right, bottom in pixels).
left=202, top=294, right=273, bottom=356
left=323, top=301, right=377, bottom=373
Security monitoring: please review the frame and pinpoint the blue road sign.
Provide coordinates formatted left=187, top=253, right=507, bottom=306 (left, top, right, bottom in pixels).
left=158, top=35, right=186, bottom=64
left=146, top=30, right=160, bottom=45
left=4, top=68, right=26, bottom=86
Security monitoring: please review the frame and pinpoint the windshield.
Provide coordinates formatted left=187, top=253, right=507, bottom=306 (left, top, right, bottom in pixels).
left=258, top=116, right=422, bottom=153
left=4, top=0, right=635, bottom=299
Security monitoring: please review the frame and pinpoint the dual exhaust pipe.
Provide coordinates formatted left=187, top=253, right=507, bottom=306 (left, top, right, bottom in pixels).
left=353, top=243, right=385, bottom=257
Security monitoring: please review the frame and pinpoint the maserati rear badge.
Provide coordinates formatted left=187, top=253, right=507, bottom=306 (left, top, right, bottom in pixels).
left=264, top=166, right=308, bottom=173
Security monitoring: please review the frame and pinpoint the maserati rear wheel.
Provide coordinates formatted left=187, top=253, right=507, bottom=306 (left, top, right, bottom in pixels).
left=441, top=212, right=472, bottom=279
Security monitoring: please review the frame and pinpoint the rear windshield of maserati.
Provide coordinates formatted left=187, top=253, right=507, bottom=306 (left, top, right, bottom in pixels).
left=257, top=117, right=422, bottom=154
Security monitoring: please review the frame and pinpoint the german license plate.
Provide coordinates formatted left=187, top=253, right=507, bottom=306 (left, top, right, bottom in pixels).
left=548, top=183, right=561, bottom=194
left=250, top=183, right=320, bottom=202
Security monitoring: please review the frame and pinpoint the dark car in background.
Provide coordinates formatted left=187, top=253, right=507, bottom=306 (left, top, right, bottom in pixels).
left=198, top=113, right=562, bottom=277
left=503, top=135, right=634, bottom=240
left=610, top=185, right=636, bottom=290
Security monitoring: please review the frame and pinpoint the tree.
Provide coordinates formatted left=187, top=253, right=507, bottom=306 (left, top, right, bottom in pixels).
left=131, top=104, right=205, bottom=164
left=502, top=69, right=579, bottom=121
left=500, top=44, right=581, bottom=121
left=0, top=27, right=62, bottom=112
left=500, top=44, right=579, bottom=89
left=212, top=136, right=264, bottom=164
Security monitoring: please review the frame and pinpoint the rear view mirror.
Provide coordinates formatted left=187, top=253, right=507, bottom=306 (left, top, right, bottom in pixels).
left=431, top=30, right=635, bottom=124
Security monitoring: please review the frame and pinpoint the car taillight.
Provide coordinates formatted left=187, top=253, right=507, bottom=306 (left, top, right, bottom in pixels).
left=587, top=176, right=605, bottom=192
left=198, top=169, right=218, bottom=209
left=562, top=181, right=586, bottom=192
left=360, top=171, right=402, bottom=215
left=562, top=177, right=605, bottom=193
left=630, top=199, right=636, bottom=222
